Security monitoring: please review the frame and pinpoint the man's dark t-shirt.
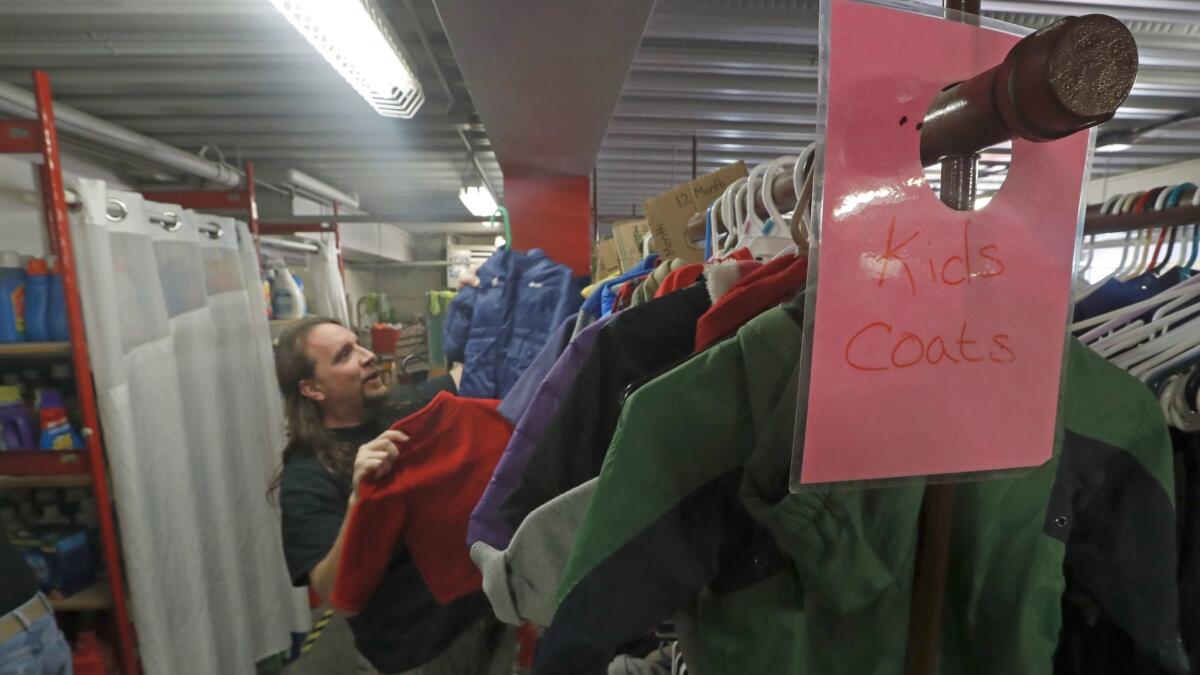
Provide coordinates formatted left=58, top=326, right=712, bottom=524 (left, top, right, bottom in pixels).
left=279, top=376, right=487, bottom=673
left=0, top=525, right=39, bottom=615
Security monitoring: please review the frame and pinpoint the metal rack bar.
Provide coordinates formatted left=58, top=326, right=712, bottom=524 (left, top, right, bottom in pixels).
left=1085, top=203, right=1200, bottom=234
left=260, top=236, right=320, bottom=255
left=727, top=12, right=1138, bottom=234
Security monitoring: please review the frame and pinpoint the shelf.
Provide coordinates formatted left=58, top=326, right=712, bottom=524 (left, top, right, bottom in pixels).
left=0, top=474, right=91, bottom=489
left=0, top=342, right=71, bottom=359
left=49, top=579, right=111, bottom=612
left=0, top=450, right=90, bottom=478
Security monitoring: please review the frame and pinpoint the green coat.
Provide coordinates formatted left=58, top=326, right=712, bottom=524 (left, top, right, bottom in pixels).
left=534, top=300, right=1183, bottom=675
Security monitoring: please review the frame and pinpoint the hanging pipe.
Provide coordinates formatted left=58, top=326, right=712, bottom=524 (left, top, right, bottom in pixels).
left=0, top=79, right=242, bottom=187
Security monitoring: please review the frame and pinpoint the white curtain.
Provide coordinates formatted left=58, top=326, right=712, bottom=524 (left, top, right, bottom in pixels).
left=304, top=236, right=349, bottom=324
left=70, top=179, right=310, bottom=675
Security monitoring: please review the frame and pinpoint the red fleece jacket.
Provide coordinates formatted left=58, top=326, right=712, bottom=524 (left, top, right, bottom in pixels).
left=694, top=253, right=808, bottom=351
left=654, top=248, right=755, bottom=300
left=330, top=391, right=512, bottom=611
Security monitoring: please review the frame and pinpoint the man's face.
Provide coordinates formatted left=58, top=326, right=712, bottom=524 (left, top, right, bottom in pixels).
left=300, top=323, right=387, bottom=410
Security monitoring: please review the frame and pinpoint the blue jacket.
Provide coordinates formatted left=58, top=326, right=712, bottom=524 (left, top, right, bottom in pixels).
left=444, top=248, right=584, bottom=399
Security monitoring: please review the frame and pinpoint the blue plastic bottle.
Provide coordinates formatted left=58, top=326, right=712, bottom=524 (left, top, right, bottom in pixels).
left=24, top=258, right=50, bottom=343
left=47, top=259, right=68, bottom=342
left=0, top=251, right=26, bottom=343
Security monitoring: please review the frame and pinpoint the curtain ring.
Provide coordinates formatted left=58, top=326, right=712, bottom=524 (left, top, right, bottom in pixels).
left=158, top=211, right=182, bottom=232
left=105, top=198, right=128, bottom=222
left=65, top=188, right=82, bottom=213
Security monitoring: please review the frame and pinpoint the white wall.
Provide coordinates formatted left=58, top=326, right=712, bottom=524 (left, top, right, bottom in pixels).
left=0, top=148, right=131, bottom=257
left=1088, top=158, right=1200, bottom=204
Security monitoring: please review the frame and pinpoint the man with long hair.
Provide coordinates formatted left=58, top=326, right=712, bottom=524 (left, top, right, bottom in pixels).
left=271, top=317, right=512, bottom=675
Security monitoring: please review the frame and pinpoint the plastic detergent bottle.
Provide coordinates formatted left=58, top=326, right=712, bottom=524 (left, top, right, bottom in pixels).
left=37, top=388, right=84, bottom=450
left=23, top=257, right=49, bottom=342
left=271, top=263, right=305, bottom=319
left=0, top=251, right=26, bottom=343
left=47, top=257, right=69, bottom=341
left=0, top=385, right=35, bottom=450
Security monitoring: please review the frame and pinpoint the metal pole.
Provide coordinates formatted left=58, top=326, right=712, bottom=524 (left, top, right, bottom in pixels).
left=245, top=160, right=262, bottom=265
left=903, top=3, right=979, bottom=673
left=333, top=200, right=345, bottom=281
left=691, top=134, right=697, bottom=180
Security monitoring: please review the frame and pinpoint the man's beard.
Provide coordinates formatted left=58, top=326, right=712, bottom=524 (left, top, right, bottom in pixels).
left=364, top=384, right=390, bottom=410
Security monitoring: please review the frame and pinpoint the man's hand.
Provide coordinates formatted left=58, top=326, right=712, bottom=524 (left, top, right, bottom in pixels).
left=350, top=430, right=409, bottom=500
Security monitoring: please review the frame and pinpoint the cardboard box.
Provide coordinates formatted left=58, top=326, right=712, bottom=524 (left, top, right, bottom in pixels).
left=643, top=162, right=748, bottom=264
left=612, top=219, right=655, bottom=272
left=594, top=238, right=621, bottom=279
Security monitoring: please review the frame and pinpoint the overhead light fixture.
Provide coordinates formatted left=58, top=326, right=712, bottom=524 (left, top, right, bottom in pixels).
left=460, top=185, right=499, bottom=219
left=1096, top=141, right=1132, bottom=153
left=268, top=0, right=424, bottom=118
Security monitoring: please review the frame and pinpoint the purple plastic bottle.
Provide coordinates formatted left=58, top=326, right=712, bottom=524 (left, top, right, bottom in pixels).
left=0, top=385, right=35, bottom=450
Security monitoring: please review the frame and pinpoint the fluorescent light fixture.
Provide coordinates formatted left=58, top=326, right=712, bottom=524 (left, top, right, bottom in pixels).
left=1096, top=142, right=1132, bottom=153
left=269, top=0, right=424, bottom=118
left=460, top=185, right=499, bottom=218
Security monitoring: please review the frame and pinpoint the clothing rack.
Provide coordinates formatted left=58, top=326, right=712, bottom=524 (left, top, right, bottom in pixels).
left=689, top=8, right=1139, bottom=673
left=1084, top=199, right=1200, bottom=234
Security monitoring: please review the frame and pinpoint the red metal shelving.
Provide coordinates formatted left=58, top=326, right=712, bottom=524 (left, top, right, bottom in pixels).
left=0, top=450, right=90, bottom=476
left=1, top=70, right=140, bottom=675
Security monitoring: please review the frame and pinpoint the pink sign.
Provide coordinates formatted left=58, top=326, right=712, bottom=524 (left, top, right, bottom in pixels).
left=794, top=0, right=1090, bottom=485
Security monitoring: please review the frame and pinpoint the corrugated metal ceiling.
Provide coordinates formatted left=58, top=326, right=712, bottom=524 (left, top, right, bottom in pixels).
left=595, top=0, right=1200, bottom=221
left=0, top=0, right=498, bottom=224
left=0, top=0, right=1197, bottom=229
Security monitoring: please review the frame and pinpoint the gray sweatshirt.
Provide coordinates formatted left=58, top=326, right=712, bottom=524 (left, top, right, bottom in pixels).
left=469, top=479, right=596, bottom=627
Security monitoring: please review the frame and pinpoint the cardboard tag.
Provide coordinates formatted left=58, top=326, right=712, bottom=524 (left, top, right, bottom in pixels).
left=643, top=162, right=748, bottom=264
left=612, top=219, right=654, bottom=272
left=793, top=0, right=1090, bottom=486
left=594, top=238, right=621, bottom=279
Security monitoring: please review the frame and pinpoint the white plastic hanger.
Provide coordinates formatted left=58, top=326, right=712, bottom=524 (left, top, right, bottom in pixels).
left=1073, top=272, right=1200, bottom=338
left=745, top=155, right=800, bottom=261
left=1075, top=194, right=1131, bottom=302
left=791, top=144, right=816, bottom=247
left=718, top=177, right=748, bottom=256
left=1119, top=192, right=1151, bottom=281
left=743, top=162, right=771, bottom=237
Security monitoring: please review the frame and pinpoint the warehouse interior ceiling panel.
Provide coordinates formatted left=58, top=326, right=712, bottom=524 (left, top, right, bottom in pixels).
left=433, top=0, right=656, bottom=177
left=593, top=0, right=1200, bottom=223
left=0, top=0, right=502, bottom=224
left=0, top=0, right=1198, bottom=229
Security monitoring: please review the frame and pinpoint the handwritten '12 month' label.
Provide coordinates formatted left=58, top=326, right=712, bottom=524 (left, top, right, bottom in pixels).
left=794, top=0, right=1090, bottom=486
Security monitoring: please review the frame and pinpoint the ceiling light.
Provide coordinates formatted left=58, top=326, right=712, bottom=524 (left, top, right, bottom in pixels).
left=269, top=0, right=424, bottom=118
left=1096, top=142, right=1132, bottom=153
left=460, top=185, right=498, bottom=218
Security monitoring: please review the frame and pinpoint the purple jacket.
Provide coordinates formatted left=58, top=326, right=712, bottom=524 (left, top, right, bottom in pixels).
left=468, top=313, right=615, bottom=549
left=497, top=314, right=577, bottom=425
